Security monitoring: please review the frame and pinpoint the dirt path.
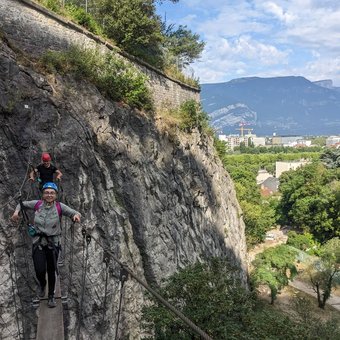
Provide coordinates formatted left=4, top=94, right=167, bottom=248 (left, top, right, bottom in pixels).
left=290, top=279, right=340, bottom=311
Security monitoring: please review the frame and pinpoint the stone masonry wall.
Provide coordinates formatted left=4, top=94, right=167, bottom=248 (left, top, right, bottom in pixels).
left=0, top=0, right=200, bottom=110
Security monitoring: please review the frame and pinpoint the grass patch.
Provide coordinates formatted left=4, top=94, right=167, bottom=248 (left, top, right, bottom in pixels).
left=164, top=64, right=200, bottom=88
left=40, top=46, right=153, bottom=110
left=162, top=99, right=210, bottom=131
left=36, top=0, right=103, bottom=36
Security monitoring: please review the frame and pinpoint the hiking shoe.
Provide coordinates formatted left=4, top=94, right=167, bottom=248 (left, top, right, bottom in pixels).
left=38, top=285, right=46, bottom=298
left=47, top=295, right=57, bottom=308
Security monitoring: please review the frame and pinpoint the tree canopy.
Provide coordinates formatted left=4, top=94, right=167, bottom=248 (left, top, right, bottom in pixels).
left=278, top=162, right=340, bottom=242
left=95, top=0, right=165, bottom=67
left=142, top=258, right=255, bottom=339
left=162, top=24, right=205, bottom=69
left=320, top=148, right=340, bottom=169
left=251, top=245, right=298, bottom=304
left=305, top=237, right=340, bottom=309
left=141, top=257, right=338, bottom=339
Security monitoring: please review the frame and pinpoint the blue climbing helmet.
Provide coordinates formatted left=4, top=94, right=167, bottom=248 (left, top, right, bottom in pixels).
left=42, top=182, right=58, bottom=192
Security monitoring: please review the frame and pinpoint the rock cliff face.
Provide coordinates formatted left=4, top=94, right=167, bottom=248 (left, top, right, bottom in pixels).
left=0, top=18, right=247, bottom=340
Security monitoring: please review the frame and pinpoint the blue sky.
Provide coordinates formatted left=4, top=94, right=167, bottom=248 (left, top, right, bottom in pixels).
left=156, top=0, right=340, bottom=86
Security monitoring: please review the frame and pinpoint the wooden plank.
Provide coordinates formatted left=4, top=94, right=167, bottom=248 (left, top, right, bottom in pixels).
left=36, top=276, right=64, bottom=340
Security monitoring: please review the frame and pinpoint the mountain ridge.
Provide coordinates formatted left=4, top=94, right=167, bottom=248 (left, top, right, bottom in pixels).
left=201, top=76, right=340, bottom=136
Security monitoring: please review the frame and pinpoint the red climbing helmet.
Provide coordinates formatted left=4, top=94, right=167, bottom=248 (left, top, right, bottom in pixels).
left=41, top=153, right=51, bottom=162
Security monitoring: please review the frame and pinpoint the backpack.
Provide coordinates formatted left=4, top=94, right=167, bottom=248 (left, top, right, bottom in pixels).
left=34, top=200, right=62, bottom=218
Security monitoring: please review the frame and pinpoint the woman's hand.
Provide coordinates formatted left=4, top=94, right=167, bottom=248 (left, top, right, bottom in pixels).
left=72, top=214, right=81, bottom=223
left=11, top=211, right=20, bottom=223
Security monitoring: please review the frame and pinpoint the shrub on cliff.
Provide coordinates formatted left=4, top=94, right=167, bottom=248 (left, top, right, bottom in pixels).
left=178, top=100, right=210, bottom=132
left=41, top=46, right=153, bottom=110
left=65, top=4, right=103, bottom=35
left=36, top=0, right=103, bottom=35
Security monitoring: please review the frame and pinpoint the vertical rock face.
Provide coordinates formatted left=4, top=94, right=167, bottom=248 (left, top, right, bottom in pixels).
left=0, top=39, right=247, bottom=339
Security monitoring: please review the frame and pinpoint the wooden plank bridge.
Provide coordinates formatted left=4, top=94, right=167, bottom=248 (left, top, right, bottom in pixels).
left=36, top=276, right=64, bottom=340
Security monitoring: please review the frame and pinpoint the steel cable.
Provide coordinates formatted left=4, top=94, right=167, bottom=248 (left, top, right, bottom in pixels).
left=88, top=232, right=213, bottom=340
left=100, top=253, right=110, bottom=340
left=7, top=246, right=23, bottom=340
left=76, top=232, right=91, bottom=340
left=114, top=266, right=128, bottom=340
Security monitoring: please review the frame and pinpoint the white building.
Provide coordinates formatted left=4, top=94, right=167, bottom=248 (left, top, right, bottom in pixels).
left=326, top=136, right=340, bottom=147
left=275, top=159, right=310, bottom=178
left=218, top=133, right=266, bottom=150
left=251, top=136, right=266, bottom=147
left=218, top=134, right=250, bottom=150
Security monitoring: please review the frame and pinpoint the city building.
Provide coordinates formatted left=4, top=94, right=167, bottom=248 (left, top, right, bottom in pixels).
left=272, top=135, right=304, bottom=146
left=256, top=169, right=272, bottom=185
left=326, top=136, right=340, bottom=148
left=251, top=136, right=266, bottom=147
left=218, top=134, right=251, bottom=150
left=218, top=131, right=267, bottom=150
left=260, top=177, right=280, bottom=196
left=275, top=159, right=310, bottom=178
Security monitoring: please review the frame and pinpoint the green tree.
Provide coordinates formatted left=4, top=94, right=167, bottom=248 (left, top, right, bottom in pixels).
left=65, top=3, right=103, bottom=34
left=142, top=258, right=254, bottom=339
left=94, top=0, right=165, bottom=67
left=241, top=200, right=276, bottom=246
left=162, top=24, right=205, bottom=70
left=306, top=237, right=340, bottom=309
left=141, top=257, right=321, bottom=339
left=286, top=231, right=319, bottom=254
left=291, top=295, right=340, bottom=337
left=278, top=162, right=339, bottom=242
left=213, top=137, right=228, bottom=159
left=251, top=245, right=298, bottom=304
left=320, top=148, right=340, bottom=169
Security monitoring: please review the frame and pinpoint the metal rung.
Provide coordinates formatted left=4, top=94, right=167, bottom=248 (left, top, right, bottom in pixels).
left=38, top=296, right=62, bottom=301
left=61, top=296, right=68, bottom=304
left=32, top=298, right=40, bottom=308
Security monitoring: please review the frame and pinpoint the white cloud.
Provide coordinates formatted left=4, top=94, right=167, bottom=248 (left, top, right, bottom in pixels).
left=157, top=0, right=340, bottom=85
left=193, top=34, right=290, bottom=83
left=300, top=57, right=340, bottom=83
left=195, top=4, right=269, bottom=38
left=262, top=2, right=296, bottom=23
left=230, top=36, right=290, bottom=64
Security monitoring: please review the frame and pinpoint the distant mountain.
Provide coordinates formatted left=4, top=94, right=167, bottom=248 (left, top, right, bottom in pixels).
left=313, top=79, right=340, bottom=92
left=201, top=76, right=340, bottom=136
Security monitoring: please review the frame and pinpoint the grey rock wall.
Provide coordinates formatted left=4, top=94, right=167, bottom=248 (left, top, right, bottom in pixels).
left=0, top=0, right=199, bottom=111
left=0, top=8, right=248, bottom=340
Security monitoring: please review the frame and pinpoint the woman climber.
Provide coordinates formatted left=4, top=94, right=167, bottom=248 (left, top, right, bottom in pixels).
left=11, top=182, right=81, bottom=308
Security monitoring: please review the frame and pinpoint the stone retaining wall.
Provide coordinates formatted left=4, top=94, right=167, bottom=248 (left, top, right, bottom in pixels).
left=0, top=0, right=200, bottom=110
